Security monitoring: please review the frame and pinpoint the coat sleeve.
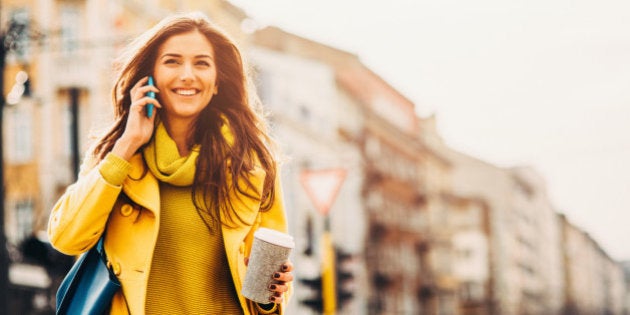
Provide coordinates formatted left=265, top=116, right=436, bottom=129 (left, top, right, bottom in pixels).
left=258, top=171, right=292, bottom=315
left=47, top=153, right=131, bottom=256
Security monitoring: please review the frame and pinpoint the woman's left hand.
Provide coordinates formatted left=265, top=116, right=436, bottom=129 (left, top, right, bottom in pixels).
left=268, top=261, right=293, bottom=303
left=244, top=258, right=294, bottom=304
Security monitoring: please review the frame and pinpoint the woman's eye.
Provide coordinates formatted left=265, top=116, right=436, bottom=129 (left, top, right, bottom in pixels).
left=196, top=61, right=210, bottom=67
left=164, top=59, right=179, bottom=64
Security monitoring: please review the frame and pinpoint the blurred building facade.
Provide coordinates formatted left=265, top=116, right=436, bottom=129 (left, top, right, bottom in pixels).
left=435, top=145, right=566, bottom=314
left=248, top=40, right=367, bottom=314
left=431, top=136, right=627, bottom=315
left=338, top=56, right=431, bottom=314
left=623, top=262, right=630, bottom=313
left=1, top=0, right=628, bottom=314
left=560, top=214, right=627, bottom=314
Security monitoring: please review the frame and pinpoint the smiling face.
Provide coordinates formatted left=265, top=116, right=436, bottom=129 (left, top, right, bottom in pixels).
left=153, top=30, right=218, bottom=124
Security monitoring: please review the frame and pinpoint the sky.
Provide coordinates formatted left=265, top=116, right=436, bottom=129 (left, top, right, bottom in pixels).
left=230, top=0, right=630, bottom=261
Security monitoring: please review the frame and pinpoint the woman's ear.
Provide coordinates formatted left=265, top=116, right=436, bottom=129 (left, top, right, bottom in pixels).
left=213, top=84, right=219, bottom=95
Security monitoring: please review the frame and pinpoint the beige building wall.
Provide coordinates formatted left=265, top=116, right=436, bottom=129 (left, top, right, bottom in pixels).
left=604, top=258, right=626, bottom=315
left=431, top=142, right=568, bottom=315
left=434, top=146, right=512, bottom=314
left=447, top=195, right=491, bottom=315
left=561, top=215, right=627, bottom=314
left=509, top=167, right=565, bottom=314
left=623, top=262, right=630, bottom=314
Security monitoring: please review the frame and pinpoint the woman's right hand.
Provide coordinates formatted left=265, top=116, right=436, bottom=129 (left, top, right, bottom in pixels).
left=112, top=76, right=161, bottom=160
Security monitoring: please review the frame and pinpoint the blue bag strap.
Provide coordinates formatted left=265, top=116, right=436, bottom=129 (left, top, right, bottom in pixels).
left=95, top=230, right=112, bottom=267
left=96, top=234, right=105, bottom=255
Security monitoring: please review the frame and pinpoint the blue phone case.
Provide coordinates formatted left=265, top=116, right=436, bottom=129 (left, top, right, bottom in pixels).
left=146, top=76, right=155, bottom=118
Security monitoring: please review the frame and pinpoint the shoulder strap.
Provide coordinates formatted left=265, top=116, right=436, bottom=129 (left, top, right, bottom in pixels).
left=96, top=236, right=106, bottom=255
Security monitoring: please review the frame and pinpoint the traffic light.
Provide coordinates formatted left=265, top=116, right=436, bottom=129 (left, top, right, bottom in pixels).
left=299, top=275, right=323, bottom=312
left=335, top=247, right=354, bottom=309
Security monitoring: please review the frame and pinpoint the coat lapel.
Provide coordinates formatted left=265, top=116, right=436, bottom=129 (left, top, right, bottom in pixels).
left=122, top=154, right=161, bottom=215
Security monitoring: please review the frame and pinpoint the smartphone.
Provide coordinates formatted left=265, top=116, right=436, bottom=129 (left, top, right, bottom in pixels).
left=146, top=76, right=155, bottom=118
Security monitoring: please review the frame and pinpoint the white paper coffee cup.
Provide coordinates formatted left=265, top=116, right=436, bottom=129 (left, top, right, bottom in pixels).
left=242, top=228, right=294, bottom=304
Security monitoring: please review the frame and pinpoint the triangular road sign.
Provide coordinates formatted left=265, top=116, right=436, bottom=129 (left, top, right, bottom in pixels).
left=300, top=168, right=347, bottom=216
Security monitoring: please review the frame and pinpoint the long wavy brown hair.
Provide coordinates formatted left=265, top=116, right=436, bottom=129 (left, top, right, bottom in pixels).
left=92, top=12, right=277, bottom=227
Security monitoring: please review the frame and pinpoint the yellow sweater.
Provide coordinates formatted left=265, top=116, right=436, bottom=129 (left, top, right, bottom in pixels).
left=144, top=182, right=241, bottom=314
left=142, top=123, right=241, bottom=314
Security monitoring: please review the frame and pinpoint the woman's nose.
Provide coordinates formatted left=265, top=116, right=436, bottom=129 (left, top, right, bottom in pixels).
left=179, top=63, right=194, bottom=82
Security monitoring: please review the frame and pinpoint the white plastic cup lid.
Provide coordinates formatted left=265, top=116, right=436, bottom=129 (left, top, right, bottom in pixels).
left=254, top=228, right=294, bottom=248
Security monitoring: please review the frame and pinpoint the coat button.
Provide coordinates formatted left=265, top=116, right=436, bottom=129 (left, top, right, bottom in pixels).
left=112, top=262, right=122, bottom=276
left=120, top=204, right=134, bottom=217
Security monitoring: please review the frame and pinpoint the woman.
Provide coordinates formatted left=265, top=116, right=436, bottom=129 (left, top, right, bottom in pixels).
left=48, top=12, right=292, bottom=314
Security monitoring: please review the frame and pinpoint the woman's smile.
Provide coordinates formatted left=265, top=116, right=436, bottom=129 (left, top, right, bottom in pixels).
left=173, top=88, right=199, bottom=96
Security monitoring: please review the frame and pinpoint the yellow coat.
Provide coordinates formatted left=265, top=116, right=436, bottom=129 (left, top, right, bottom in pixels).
left=48, top=153, right=289, bottom=315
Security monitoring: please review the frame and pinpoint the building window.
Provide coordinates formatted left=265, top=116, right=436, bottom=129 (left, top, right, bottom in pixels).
left=60, top=4, right=81, bottom=55
left=438, top=294, right=456, bottom=315
left=8, top=9, right=31, bottom=61
left=7, top=107, right=33, bottom=163
left=458, top=248, right=474, bottom=259
left=460, top=281, right=484, bottom=302
left=16, top=199, right=34, bottom=243
left=58, top=96, right=73, bottom=159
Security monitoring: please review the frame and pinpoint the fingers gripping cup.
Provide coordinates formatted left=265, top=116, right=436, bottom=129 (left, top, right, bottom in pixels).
left=242, top=228, right=294, bottom=304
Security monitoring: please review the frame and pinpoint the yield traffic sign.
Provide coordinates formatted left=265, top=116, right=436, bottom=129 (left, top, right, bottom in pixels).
left=300, top=168, right=347, bottom=216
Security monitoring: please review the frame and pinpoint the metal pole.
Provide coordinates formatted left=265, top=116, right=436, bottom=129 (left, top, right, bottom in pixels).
left=69, top=87, right=80, bottom=180
left=322, top=216, right=337, bottom=314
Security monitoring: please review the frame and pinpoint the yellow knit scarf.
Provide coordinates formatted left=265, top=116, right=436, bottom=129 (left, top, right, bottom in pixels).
left=143, top=123, right=200, bottom=187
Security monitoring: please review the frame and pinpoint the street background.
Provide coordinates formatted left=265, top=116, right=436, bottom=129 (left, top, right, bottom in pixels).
left=232, top=0, right=630, bottom=264
left=1, top=0, right=629, bottom=314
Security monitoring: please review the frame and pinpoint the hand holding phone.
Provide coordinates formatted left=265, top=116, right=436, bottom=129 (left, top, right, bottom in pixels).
left=146, top=76, right=155, bottom=118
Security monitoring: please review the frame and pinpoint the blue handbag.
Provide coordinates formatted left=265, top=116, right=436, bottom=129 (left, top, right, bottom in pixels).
left=56, top=236, right=121, bottom=315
